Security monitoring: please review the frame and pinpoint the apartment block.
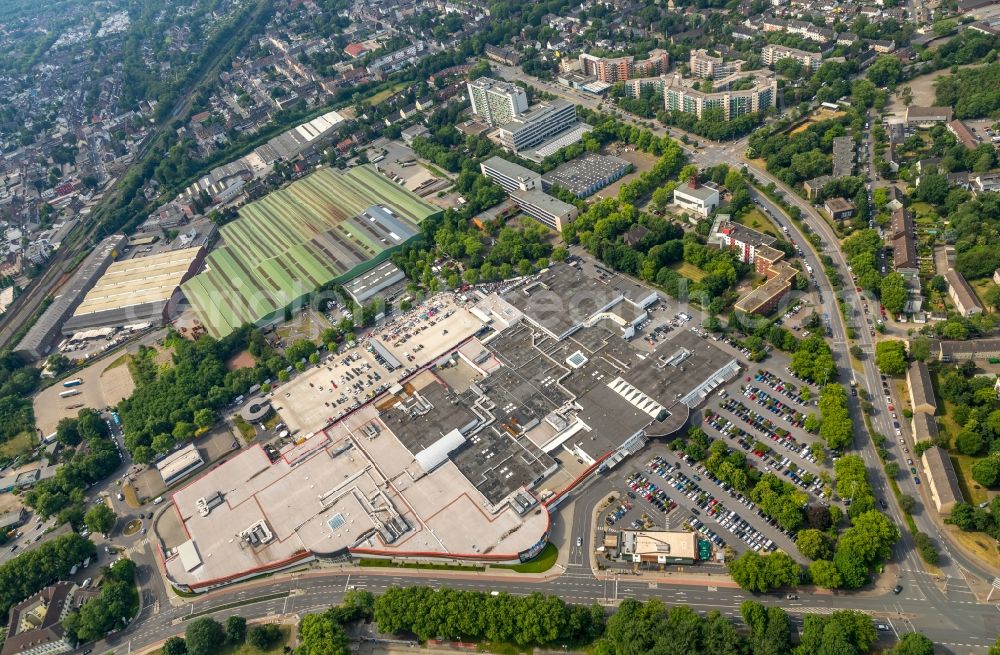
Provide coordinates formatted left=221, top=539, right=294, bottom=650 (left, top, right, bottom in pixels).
left=467, top=77, right=529, bottom=127
left=628, top=73, right=776, bottom=121
left=579, top=49, right=669, bottom=83
left=762, top=44, right=822, bottom=72
left=689, top=49, right=745, bottom=79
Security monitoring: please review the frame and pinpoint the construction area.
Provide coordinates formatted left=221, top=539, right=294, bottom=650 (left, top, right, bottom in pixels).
left=181, top=165, right=440, bottom=338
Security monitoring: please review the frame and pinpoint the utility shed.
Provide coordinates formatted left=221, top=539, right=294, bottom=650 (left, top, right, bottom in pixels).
left=414, top=429, right=467, bottom=474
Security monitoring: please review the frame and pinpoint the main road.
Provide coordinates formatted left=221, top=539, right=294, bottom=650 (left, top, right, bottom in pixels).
left=92, top=472, right=998, bottom=655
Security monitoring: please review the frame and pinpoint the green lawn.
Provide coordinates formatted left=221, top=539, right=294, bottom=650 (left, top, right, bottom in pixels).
left=736, top=208, right=782, bottom=240
left=670, top=261, right=708, bottom=282
left=358, top=559, right=485, bottom=572
left=970, top=277, right=997, bottom=314
left=233, top=416, right=256, bottom=443
left=364, top=82, right=408, bottom=107
left=951, top=453, right=989, bottom=505
left=939, top=397, right=989, bottom=505
left=493, top=543, right=559, bottom=573
left=0, top=431, right=36, bottom=459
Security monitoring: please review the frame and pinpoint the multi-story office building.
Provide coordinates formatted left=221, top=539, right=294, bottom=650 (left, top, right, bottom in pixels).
left=467, top=77, right=529, bottom=127
left=688, top=49, right=745, bottom=79
left=625, top=73, right=777, bottom=121
left=578, top=49, right=669, bottom=83
left=762, top=44, right=822, bottom=72
left=480, top=157, right=578, bottom=231
left=496, top=99, right=578, bottom=153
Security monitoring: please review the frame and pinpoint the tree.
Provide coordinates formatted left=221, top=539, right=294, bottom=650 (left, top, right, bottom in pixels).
left=298, top=612, right=348, bottom=655
left=55, top=417, right=82, bottom=446
left=741, top=600, right=790, bottom=655
left=875, top=341, right=907, bottom=375
left=880, top=273, right=909, bottom=315
left=808, top=559, right=843, bottom=589
left=797, top=611, right=876, bottom=655
left=247, top=623, right=282, bottom=649
left=899, top=494, right=916, bottom=513
left=225, top=616, right=247, bottom=645
left=162, top=637, right=187, bottom=655
left=868, top=55, right=903, bottom=87
left=84, top=504, right=116, bottom=535
left=972, top=455, right=1000, bottom=487
left=891, top=632, right=935, bottom=655
left=63, top=559, right=136, bottom=641
left=728, top=551, right=800, bottom=592
left=796, top=529, right=832, bottom=560
left=983, top=284, right=1000, bottom=311
left=194, top=408, right=215, bottom=430
left=185, top=617, right=226, bottom=655
left=909, top=336, right=931, bottom=362
left=956, top=430, right=985, bottom=456
left=47, top=353, right=71, bottom=375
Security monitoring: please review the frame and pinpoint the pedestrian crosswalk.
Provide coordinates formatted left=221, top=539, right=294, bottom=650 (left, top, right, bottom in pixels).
left=782, top=607, right=836, bottom=615
left=125, top=538, right=149, bottom=555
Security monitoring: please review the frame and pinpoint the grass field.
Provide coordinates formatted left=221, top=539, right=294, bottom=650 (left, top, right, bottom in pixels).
left=670, top=261, right=708, bottom=282
left=233, top=416, right=256, bottom=443
left=736, top=208, right=781, bottom=240
left=0, top=432, right=36, bottom=459
left=938, top=396, right=989, bottom=505
left=952, top=453, right=989, bottom=505
left=944, top=524, right=1000, bottom=570
left=358, top=559, right=485, bottom=572
left=365, top=82, right=408, bottom=107
left=971, top=278, right=996, bottom=313
left=493, top=543, right=559, bottom=573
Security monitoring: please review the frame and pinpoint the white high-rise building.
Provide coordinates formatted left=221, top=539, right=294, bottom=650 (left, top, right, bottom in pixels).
left=466, top=77, right=529, bottom=127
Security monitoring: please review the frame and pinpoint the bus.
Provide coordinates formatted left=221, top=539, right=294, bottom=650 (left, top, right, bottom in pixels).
left=63, top=378, right=83, bottom=388
left=59, top=389, right=81, bottom=398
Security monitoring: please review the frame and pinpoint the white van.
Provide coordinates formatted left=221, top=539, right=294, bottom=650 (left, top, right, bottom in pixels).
left=153, top=496, right=164, bottom=505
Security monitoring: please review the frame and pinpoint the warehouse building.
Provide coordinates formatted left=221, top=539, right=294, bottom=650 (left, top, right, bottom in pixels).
left=541, top=153, right=632, bottom=198
left=61, top=246, right=205, bottom=334
left=15, top=234, right=127, bottom=360
left=921, top=446, right=964, bottom=514
left=156, top=443, right=205, bottom=486
left=343, top=261, right=406, bottom=305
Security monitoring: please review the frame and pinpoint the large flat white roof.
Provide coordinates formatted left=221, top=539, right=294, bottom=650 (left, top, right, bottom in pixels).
left=164, top=406, right=548, bottom=590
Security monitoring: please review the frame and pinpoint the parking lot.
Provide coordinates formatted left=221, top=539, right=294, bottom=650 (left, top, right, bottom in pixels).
left=275, top=294, right=484, bottom=435
left=597, top=331, right=841, bottom=565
